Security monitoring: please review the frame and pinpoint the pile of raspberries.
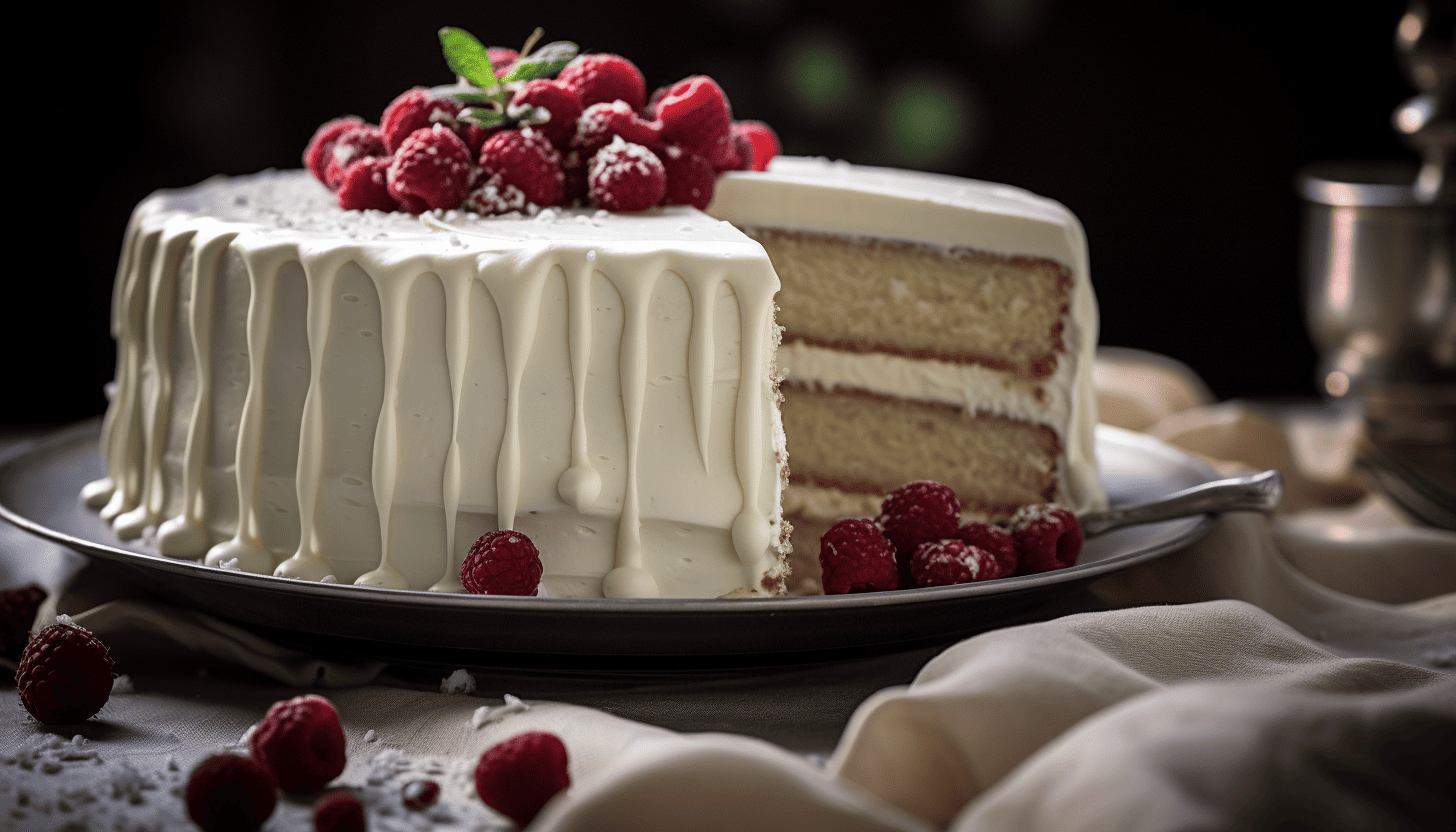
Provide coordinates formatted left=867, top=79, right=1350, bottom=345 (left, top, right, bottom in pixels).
left=305, top=52, right=779, bottom=215
left=819, top=481, right=1085, bottom=595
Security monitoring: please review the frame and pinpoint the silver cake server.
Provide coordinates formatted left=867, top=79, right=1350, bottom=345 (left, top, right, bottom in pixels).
left=1077, top=469, right=1283, bottom=537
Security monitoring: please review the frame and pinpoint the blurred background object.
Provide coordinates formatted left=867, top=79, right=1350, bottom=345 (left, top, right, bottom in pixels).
left=1294, top=0, right=1454, bottom=526
left=9, top=0, right=1431, bottom=426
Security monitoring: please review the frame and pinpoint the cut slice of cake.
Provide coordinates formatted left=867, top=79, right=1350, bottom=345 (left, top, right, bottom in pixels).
left=707, top=158, right=1105, bottom=592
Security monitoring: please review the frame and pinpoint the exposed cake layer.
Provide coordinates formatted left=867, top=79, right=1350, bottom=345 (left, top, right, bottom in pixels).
left=708, top=157, right=1105, bottom=519
left=85, top=170, right=789, bottom=599
left=745, top=228, right=1070, bottom=377
left=780, top=384, right=1061, bottom=512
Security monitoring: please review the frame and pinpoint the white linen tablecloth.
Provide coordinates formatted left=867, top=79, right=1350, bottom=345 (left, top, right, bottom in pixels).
left=3, top=349, right=1454, bottom=831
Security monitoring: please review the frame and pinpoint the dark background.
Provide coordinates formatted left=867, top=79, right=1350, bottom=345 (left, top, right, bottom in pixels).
left=8, top=0, right=1422, bottom=427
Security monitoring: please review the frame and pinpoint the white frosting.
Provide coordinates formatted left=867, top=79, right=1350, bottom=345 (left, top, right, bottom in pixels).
left=87, top=170, right=788, bottom=598
left=708, top=157, right=1104, bottom=513
left=85, top=157, right=1104, bottom=600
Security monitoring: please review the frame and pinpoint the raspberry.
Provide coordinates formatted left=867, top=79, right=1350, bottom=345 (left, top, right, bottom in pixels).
left=474, top=731, right=570, bottom=827
left=488, top=47, right=520, bottom=77
left=249, top=694, right=347, bottom=793
left=511, top=79, right=584, bottom=148
left=1010, top=504, right=1084, bottom=573
left=655, top=76, right=733, bottom=155
left=401, top=778, right=441, bottom=810
left=465, top=174, right=530, bottom=216
left=588, top=137, right=667, bottom=212
left=0, top=584, right=46, bottom=661
left=381, top=88, right=463, bottom=154
left=660, top=146, right=717, bottom=209
left=304, top=117, right=365, bottom=185
left=560, top=149, right=589, bottom=206
left=186, top=755, right=278, bottom=832
left=706, top=131, right=751, bottom=173
left=734, top=121, right=780, bottom=171
left=460, top=530, right=543, bottom=595
left=877, top=481, right=963, bottom=581
left=314, top=791, right=365, bottom=832
left=642, top=85, right=670, bottom=119
left=557, top=53, right=646, bottom=110
left=818, top=518, right=898, bottom=594
left=910, top=539, right=1002, bottom=588
left=571, top=100, right=664, bottom=157
left=15, top=618, right=114, bottom=724
left=457, top=123, right=502, bottom=157
left=336, top=157, right=399, bottom=212
left=323, top=125, right=387, bottom=191
left=478, top=127, right=564, bottom=208
left=386, top=124, right=477, bottom=213
left=957, top=522, right=1019, bottom=578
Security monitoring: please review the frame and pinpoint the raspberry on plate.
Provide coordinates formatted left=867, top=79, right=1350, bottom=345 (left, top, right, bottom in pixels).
left=957, top=521, right=1019, bottom=578
left=386, top=124, right=477, bottom=213
left=1, top=583, right=47, bottom=661
left=314, top=790, right=366, bottom=832
left=460, top=530, right=544, bottom=595
left=380, top=87, right=463, bottom=154
left=1010, top=504, right=1084, bottom=573
left=588, top=137, right=667, bottom=212
left=910, top=539, right=1003, bottom=588
left=186, top=754, right=278, bottom=832
left=478, top=127, right=565, bottom=208
left=818, top=518, right=899, bottom=594
left=511, top=79, right=584, bottom=148
left=877, top=481, right=963, bottom=579
left=557, top=53, right=646, bottom=110
left=16, top=617, right=114, bottom=724
left=249, top=694, right=347, bottom=793
left=474, top=731, right=570, bottom=827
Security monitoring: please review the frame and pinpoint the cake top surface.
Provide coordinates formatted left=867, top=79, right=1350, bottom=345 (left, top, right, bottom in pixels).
left=708, top=157, right=1089, bottom=272
left=740, top=156, right=1076, bottom=225
left=143, top=169, right=758, bottom=254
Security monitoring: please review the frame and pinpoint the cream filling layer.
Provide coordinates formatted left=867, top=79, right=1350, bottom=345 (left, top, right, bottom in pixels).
left=777, top=339, right=1066, bottom=421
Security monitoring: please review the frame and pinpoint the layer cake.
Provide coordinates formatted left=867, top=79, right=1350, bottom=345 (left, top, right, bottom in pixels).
left=82, top=158, right=1104, bottom=597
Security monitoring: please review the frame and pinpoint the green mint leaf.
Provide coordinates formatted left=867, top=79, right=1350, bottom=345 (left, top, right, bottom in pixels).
left=439, top=27, right=500, bottom=89
left=501, top=41, right=577, bottom=83
left=458, top=107, right=508, bottom=129
left=442, top=91, right=499, bottom=107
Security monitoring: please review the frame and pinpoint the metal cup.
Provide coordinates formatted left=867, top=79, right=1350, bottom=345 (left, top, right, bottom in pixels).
left=1298, top=161, right=1455, bottom=419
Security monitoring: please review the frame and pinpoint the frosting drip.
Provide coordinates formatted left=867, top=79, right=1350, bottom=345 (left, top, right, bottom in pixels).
left=86, top=171, right=788, bottom=598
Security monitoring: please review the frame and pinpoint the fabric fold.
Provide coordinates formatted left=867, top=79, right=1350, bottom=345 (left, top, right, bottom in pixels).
left=828, top=600, right=1456, bottom=830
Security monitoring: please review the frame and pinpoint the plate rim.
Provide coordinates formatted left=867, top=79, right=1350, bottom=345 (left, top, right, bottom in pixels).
left=0, top=420, right=1217, bottom=654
